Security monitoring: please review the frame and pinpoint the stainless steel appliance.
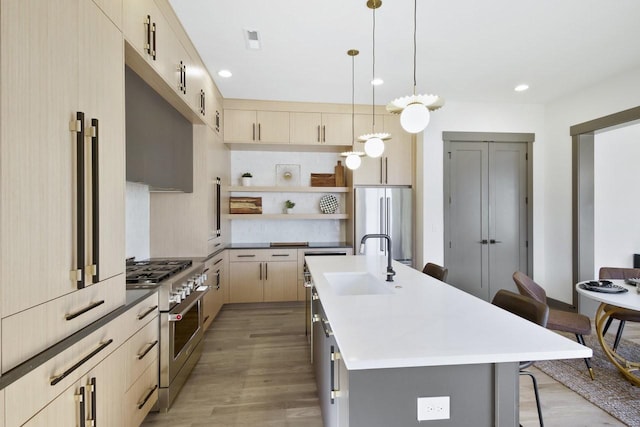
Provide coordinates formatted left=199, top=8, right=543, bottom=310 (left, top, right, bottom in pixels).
left=126, top=259, right=208, bottom=411
left=354, top=187, right=413, bottom=266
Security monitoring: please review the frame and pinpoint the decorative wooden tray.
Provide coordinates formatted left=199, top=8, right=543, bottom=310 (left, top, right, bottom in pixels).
left=229, top=197, right=262, bottom=214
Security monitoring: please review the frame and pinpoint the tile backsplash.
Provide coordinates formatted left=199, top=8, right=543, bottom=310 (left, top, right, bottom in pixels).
left=126, top=181, right=150, bottom=260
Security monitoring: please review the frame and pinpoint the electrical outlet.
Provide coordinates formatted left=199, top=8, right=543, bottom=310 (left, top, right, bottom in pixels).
left=417, top=396, right=450, bottom=421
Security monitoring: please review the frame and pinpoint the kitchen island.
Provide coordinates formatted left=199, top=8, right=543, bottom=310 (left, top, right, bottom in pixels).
left=305, top=255, right=591, bottom=427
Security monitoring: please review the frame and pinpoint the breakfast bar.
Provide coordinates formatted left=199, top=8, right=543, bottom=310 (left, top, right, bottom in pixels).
left=306, top=255, right=592, bottom=427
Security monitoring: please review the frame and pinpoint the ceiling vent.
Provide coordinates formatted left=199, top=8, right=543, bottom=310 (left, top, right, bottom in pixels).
left=244, top=29, right=261, bottom=50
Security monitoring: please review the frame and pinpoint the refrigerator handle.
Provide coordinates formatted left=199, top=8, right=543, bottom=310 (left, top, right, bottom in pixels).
left=386, top=197, right=391, bottom=242
left=379, top=197, right=385, bottom=252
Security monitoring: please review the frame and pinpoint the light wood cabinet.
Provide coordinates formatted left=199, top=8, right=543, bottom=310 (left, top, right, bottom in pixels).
left=0, top=389, right=4, bottom=427
left=290, top=112, right=352, bottom=146
left=21, top=345, right=126, bottom=427
left=92, top=0, right=123, bottom=30
left=123, top=0, right=161, bottom=63
left=203, top=250, right=226, bottom=329
left=224, top=109, right=290, bottom=143
left=352, top=115, right=414, bottom=186
left=229, top=249, right=298, bottom=303
left=123, top=355, right=159, bottom=427
left=0, top=0, right=125, bottom=371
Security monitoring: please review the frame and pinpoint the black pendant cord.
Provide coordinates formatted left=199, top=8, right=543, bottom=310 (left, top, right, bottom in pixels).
left=371, top=6, right=376, bottom=132
left=412, top=0, right=417, bottom=95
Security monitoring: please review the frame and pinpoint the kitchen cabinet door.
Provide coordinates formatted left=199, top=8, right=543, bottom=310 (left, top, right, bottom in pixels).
left=321, top=113, right=352, bottom=146
left=224, top=110, right=289, bottom=144
left=1, top=0, right=78, bottom=316
left=229, top=261, right=264, bottom=303
left=290, top=112, right=322, bottom=144
left=224, top=109, right=258, bottom=142
left=0, top=389, right=4, bottom=427
left=123, top=0, right=160, bottom=60
left=353, top=113, right=384, bottom=139
left=263, top=261, right=298, bottom=302
left=256, top=111, right=290, bottom=143
left=79, top=0, right=126, bottom=283
left=92, top=0, right=123, bottom=30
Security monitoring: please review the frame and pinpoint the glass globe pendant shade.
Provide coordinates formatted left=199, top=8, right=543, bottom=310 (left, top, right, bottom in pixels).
left=364, top=137, right=385, bottom=158
left=400, top=102, right=430, bottom=134
left=345, top=153, right=362, bottom=170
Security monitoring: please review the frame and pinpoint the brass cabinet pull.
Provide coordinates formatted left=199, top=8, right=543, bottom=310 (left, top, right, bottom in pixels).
left=137, top=340, right=158, bottom=360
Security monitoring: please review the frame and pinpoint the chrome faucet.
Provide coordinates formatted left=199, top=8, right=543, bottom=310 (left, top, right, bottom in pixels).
left=359, top=233, right=396, bottom=282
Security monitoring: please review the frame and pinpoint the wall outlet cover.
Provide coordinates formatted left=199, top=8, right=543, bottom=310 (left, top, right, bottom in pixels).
left=417, top=396, right=450, bottom=421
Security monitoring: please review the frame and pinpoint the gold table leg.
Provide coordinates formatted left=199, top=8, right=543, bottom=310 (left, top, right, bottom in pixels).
left=595, top=303, right=640, bottom=385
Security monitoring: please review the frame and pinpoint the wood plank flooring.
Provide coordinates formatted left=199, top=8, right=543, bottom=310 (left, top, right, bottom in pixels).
left=142, top=303, right=632, bottom=426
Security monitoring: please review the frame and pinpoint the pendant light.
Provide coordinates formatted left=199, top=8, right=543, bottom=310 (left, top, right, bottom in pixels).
left=358, top=0, right=390, bottom=158
left=342, top=49, right=364, bottom=170
left=386, top=0, right=444, bottom=133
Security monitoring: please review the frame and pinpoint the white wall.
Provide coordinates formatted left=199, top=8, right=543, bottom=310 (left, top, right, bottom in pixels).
left=542, top=66, right=640, bottom=303
left=229, top=150, right=347, bottom=243
left=417, top=101, right=545, bottom=274
left=594, top=121, right=640, bottom=273
left=125, top=181, right=150, bottom=260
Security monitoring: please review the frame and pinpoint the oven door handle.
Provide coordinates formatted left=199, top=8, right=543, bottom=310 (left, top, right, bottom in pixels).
left=168, top=287, right=209, bottom=322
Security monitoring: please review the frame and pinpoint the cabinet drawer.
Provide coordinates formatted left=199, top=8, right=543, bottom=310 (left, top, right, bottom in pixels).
left=124, top=357, right=159, bottom=427
left=229, top=249, right=266, bottom=262
left=120, top=292, right=159, bottom=340
left=4, top=315, right=124, bottom=427
left=125, top=315, right=159, bottom=390
left=265, top=249, right=297, bottom=261
left=1, top=274, right=125, bottom=373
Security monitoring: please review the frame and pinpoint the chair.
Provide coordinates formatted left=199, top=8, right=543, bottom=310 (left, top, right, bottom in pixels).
left=492, top=289, right=548, bottom=427
left=422, top=262, right=448, bottom=282
left=512, top=271, right=595, bottom=380
left=598, top=267, right=640, bottom=351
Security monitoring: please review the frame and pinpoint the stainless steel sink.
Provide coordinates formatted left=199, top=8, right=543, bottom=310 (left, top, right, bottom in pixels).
left=324, top=272, right=394, bottom=296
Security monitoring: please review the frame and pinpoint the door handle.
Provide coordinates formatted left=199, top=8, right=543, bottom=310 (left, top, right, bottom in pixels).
left=90, top=118, right=100, bottom=283
left=490, top=239, right=502, bottom=244
left=72, top=112, right=86, bottom=289
left=76, top=386, right=86, bottom=427
left=478, top=240, right=489, bottom=244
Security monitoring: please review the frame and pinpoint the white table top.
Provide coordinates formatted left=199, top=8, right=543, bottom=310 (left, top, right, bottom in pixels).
left=576, top=280, right=640, bottom=310
left=306, top=255, right=592, bottom=371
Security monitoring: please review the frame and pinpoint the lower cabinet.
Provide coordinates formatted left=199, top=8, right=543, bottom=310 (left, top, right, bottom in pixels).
left=203, top=250, right=227, bottom=329
left=4, top=292, right=159, bottom=427
left=0, top=388, right=4, bottom=427
left=229, top=249, right=297, bottom=303
left=21, top=344, right=126, bottom=427
left=313, top=299, right=349, bottom=427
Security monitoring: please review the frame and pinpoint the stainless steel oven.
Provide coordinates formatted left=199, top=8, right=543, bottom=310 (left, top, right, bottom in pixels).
left=156, top=263, right=208, bottom=411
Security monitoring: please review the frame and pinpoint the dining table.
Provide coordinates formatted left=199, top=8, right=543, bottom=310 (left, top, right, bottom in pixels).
left=576, top=279, right=640, bottom=385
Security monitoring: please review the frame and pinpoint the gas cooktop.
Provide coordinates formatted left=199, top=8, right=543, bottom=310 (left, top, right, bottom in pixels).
left=126, top=259, right=193, bottom=286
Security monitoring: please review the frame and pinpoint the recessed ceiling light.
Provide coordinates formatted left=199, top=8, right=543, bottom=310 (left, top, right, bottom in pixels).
left=371, top=78, right=384, bottom=86
left=218, top=69, right=232, bottom=78
left=514, top=84, right=529, bottom=92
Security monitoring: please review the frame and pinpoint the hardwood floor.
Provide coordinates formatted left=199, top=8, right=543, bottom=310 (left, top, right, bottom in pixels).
left=142, top=303, right=630, bottom=427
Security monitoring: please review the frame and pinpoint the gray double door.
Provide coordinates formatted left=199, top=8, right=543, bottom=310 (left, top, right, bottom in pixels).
left=444, top=138, right=529, bottom=302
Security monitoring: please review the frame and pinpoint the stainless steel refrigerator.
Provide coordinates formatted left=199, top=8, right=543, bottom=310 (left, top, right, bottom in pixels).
left=354, top=187, right=413, bottom=266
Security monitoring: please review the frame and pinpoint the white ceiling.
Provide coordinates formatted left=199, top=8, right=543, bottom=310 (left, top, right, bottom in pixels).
left=169, top=0, right=640, bottom=106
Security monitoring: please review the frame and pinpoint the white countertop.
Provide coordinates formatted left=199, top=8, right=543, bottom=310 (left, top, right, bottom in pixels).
left=306, top=255, right=592, bottom=371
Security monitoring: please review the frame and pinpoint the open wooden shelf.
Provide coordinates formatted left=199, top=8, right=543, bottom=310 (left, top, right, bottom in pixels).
left=225, top=186, right=350, bottom=193
left=224, top=213, right=349, bottom=220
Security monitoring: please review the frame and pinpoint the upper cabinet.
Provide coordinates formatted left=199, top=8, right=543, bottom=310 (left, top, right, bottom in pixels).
left=352, top=115, right=414, bottom=186
left=92, top=0, right=123, bottom=30
left=224, top=110, right=290, bottom=143
left=290, top=112, right=351, bottom=146
left=0, top=0, right=125, bottom=369
left=123, top=0, right=160, bottom=62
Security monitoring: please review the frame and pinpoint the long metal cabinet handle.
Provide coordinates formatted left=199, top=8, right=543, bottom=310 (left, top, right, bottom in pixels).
left=213, top=257, right=223, bottom=266
left=330, top=345, right=336, bottom=404
left=144, top=15, right=151, bottom=54
left=137, top=385, right=158, bottom=410
left=379, top=158, right=383, bottom=184
left=385, top=157, right=388, bottom=184
left=258, top=123, right=261, bottom=141
left=77, top=386, right=86, bottom=427
left=50, top=339, right=113, bottom=386
left=90, top=377, right=97, bottom=426
left=73, top=112, right=86, bottom=289
left=322, top=125, right=326, bottom=142
left=183, top=63, right=187, bottom=94
left=215, top=270, right=221, bottom=290
left=177, top=62, right=184, bottom=92
left=215, top=177, right=221, bottom=236
left=265, top=262, right=268, bottom=280
left=151, top=22, right=157, bottom=60
left=137, top=340, right=158, bottom=360
left=317, top=125, right=320, bottom=142
left=252, top=123, right=256, bottom=140
left=65, top=300, right=105, bottom=321
left=259, top=263, right=262, bottom=280
left=237, top=254, right=255, bottom=258
left=90, top=118, right=100, bottom=283
left=137, top=305, right=158, bottom=320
